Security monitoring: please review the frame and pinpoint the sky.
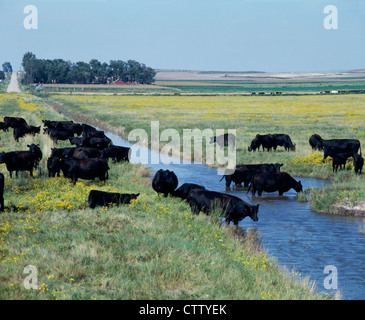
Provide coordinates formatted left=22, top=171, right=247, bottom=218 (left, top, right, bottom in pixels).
left=0, top=0, right=364, bottom=72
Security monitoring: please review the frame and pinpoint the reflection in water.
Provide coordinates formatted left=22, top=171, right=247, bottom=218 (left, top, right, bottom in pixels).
left=107, top=130, right=365, bottom=299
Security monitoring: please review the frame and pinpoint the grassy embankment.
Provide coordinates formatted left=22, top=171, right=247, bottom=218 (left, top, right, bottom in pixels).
left=49, top=94, right=365, bottom=214
left=0, top=93, right=325, bottom=299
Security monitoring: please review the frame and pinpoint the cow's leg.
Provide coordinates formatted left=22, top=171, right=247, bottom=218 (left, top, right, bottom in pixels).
left=322, top=153, right=328, bottom=163
left=190, top=204, right=200, bottom=215
left=252, top=186, right=257, bottom=196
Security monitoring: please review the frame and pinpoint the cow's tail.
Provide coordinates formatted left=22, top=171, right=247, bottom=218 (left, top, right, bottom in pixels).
left=219, top=175, right=225, bottom=182
left=360, top=143, right=362, bottom=156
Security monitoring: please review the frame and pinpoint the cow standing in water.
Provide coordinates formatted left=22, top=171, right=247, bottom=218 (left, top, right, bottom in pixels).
left=248, top=172, right=302, bottom=196
left=187, top=189, right=259, bottom=225
left=220, top=163, right=283, bottom=188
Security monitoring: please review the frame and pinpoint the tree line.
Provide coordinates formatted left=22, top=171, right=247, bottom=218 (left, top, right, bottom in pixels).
left=21, top=52, right=156, bottom=85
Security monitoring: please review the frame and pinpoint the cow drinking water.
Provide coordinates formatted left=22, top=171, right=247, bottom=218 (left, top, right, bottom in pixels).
left=187, top=189, right=259, bottom=225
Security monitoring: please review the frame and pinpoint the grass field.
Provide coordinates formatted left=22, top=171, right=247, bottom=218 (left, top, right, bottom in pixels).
left=0, top=92, right=326, bottom=300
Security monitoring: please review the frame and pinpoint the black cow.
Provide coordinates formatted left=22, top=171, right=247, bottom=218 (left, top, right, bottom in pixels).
left=171, top=183, right=206, bottom=200
left=43, top=120, right=82, bottom=136
left=50, top=147, right=76, bottom=158
left=152, top=169, right=178, bottom=197
left=42, top=120, right=82, bottom=136
left=13, top=125, right=41, bottom=141
left=260, top=134, right=276, bottom=152
left=66, top=123, right=82, bottom=136
left=187, top=189, right=259, bottom=225
left=322, top=139, right=361, bottom=162
left=88, top=190, right=140, bottom=208
left=220, top=163, right=283, bottom=188
left=102, top=145, right=130, bottom=162
left=272, top=134, right=295, bottom=151
left=81, top=124, right=109, bottom=139
left=353, top=153, right=364, bottom=175
left=69, top=137, right=84, bottom=147
left=3, top=117, right=27, bottom=130
left=210, top=133, right=236, bottom=149
left=248, top=134, right=264, bottom=152
left=0, top=144, right=42, bottom=178
left=309, top=134, right=324, bottom=150
left=47, top=156, right=62, bottom=177
left=44, top=127, right=76, bottom=143
left=42, top=120, right=74, bottom=129
left=332, top=152, right=353, bottom=173
left=248, top=134, right=295, bottom=152
left=81, top=136, right=112, bottom=149
left=0, top=173, right=4, bottom=211
left=249, top=172, right=302, bottom=196
left=0, top=122, right=7, bottom=131
left=58, top=158, right=109, bottom=185
left=72, top=147, right=104, bottom=160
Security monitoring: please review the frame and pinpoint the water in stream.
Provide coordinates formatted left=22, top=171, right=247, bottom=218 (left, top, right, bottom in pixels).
left=105, top=130, right=365, bottom=299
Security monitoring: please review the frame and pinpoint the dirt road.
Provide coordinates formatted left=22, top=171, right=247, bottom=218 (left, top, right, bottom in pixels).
left=6, top=72, right=21, bottom=93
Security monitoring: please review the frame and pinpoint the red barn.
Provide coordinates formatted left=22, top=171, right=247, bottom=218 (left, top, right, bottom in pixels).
left=113, top=79, right=128, bottom=85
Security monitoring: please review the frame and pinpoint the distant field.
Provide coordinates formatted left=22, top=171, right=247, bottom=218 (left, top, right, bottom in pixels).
left=155, top=79, right=365, bottom=94
left=33, top=78, right=365, bottom=96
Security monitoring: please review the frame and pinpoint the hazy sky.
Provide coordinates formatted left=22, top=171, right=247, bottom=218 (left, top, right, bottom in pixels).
left=0, top=0, right=364, bottom=72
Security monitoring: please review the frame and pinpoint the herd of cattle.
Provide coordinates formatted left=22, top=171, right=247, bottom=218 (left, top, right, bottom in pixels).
left=0, top=116, right=363, bottom=226
left=0, top=116, right=139, bottom=211
left=149, top=132, right=364, bottom=225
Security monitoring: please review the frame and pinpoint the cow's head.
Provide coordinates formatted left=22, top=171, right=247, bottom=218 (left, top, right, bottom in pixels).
left=274, top=163, right=284, bottom=172
left=290, top=144, right=296, bottom=151
left=27, top=144, right=42, bottom=158
left=0, top=151, right=5, bottom=163
left=295, top=181, right=303, bottom=193
left=246, top=204, right=259, bottom=222
left=248, top=135, right=261, bottom=152
left=47, top=156, right=61, bottom=177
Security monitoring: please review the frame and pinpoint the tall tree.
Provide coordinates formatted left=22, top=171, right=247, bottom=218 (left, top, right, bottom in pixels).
left=2, top=62, right=13, bottom=73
